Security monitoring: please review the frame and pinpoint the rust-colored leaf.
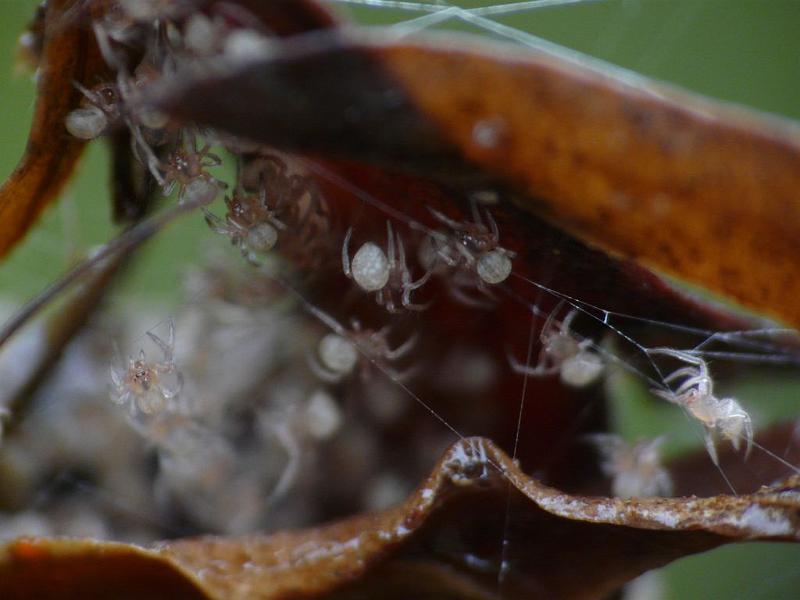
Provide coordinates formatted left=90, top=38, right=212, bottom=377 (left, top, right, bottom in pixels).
left=2, top=437, right=798, bottom=599
left=0, top=0, right=108, bottom=258
left=153, top=29, right=800, bottom=326
left=0, top=538, right=208, bottom=600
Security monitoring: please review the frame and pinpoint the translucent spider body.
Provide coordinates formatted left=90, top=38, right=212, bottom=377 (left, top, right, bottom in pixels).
left=240, top=154, right=332, bottom=269
left=649, top=348, right=753, bottom=466
left=426, top=201, right=516, bottom=290
left=342, top=221, right=430, bottom=313
left=588, top=434, right=673, bottom=498
left=205, top=185, right=287, bottom=264
left=110, top=320, right=184, bottom=416
left=509, top=308, right=604, bottom=388
left=308, top=307, right=416, bottom=383
left=64, top=49, right=171, bottom=185
left=65, top=82, right=123, bottom=140
left=161, top=135, right=223, bottom=202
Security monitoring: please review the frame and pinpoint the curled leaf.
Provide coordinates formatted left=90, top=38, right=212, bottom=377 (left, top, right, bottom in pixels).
left=152, top=29, right=800, bottom=326
left=2, top=437, right=798, bottom=599
left=0, top=0, right=107, bottom=258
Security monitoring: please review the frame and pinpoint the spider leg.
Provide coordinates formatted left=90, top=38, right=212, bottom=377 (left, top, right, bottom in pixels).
left=270, top=215, right=288, bottom=231
left=341, top=228, right=353, bottom=278
left=405, top=269, right=432, bottom=291
left=204, top=151, right=223, bottom=167
left=651, top=388, right=681, bottom=406
left=158, top=370, right=184, bottom=400
left=264, top=422, right=302, bottom=504
left=743, top=416, right=754, bottom=460
left=672, top=374, right=712, bottom=396
left=540, top=300, right=566, bottom=342
left=92, top=21, right=126, bottom=71
left=454, top=242, right=476, bottom=264
left=306, top=303, right=347, bottom=336
left=203, top=209, right=228, bottom=234
left=450, top=281, right=495, bottom=309
left=507, top=347, right=558, bottom=378
left=385, top=333, right=417, bottom=360
left=484, top=207, right=500, bottom=244
left=662, top=366, right=703, bottom=386
left=147, top=320, right=175, bottom=361
left=560, top=309, right=579, bottom=333
left=401, top=283, right=432, bottom=311
left=381, top=290, right=401, bottom=315
left=129, top=121, right=166, bottom=186
left=386, top=221, right=396, bottom=267
left=430, top=233, right=458, bottom=267
left=162, top=179, right=176, bottom=197
left=702, top=429, right=720, bottom=467
left=428, top=207, right=463, bottom=231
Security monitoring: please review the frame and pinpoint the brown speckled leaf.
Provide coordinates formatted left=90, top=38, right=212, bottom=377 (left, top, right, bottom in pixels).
left=2, top=437, right=798, bottom=599
left=0, top=0, right=108, bottom=259
left=152, top=29, right=800, bottom=327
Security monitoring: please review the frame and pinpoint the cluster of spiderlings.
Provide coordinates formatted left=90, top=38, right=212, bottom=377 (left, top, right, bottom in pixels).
left=62, top=2, right=281, bottom=206
left=204, top=155, right=331, bottom=266
left=52, top=0, right=767, bottom=546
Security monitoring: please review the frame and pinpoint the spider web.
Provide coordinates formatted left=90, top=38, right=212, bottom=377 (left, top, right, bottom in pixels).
left=321, top=2, right=800, bottom=597
left=1, top=2, right=799, bottom=598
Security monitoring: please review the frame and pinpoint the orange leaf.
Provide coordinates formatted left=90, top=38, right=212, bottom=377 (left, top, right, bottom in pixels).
left=0, top=0, right=108, bottom=258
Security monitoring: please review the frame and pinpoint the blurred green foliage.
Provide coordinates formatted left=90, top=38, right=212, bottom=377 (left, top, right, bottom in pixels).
left=1, top=1, right=799, bottom=598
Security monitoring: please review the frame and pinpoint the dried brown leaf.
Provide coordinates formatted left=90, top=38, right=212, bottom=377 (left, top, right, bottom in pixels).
left=2, top=438, right=798, bottom=599
left=153, top=29, right=800, bottom=326
left=0, top=0, right=108, bottom=258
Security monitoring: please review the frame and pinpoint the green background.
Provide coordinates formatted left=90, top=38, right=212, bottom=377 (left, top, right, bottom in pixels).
left=2, top=1, right=800, bottom=598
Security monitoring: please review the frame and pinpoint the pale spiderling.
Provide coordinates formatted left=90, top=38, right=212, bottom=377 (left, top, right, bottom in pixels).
left=205, top=184, right=287, bottom=264
left=649, top=348, right=753, bottom=467
left=241, top=154, right=332, bottom=269
left=509, top=307, right=604, bottom=388
left=306, top=305, right=417, bottom=383
left=65, top=82, right=122, bottom=141
left=424, top=200, right=516, bottom=300
left=65, top=26, right=172, bottom=186
left=588, top=434, right=673, bottom=498
left=342, top=221, right=431, bottom=312
left=110, top=320, right=184, bottom=417
left=161, top=134, right=225, bottom=202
